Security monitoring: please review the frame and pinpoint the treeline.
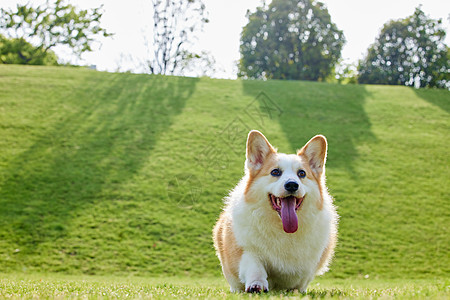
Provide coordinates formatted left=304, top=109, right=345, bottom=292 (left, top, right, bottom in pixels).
left=0, top=0, right=111, bottom=66
left=0, top=0, right=448, bottom=88
left=239, top=0, right=448, bottom=88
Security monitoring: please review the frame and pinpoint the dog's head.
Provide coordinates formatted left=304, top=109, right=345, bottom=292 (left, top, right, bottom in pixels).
left=244, top=130, right=328, bottom=233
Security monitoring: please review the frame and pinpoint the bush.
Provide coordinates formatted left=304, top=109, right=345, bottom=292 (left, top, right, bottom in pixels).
left=0, top=34, right=58, bottom=65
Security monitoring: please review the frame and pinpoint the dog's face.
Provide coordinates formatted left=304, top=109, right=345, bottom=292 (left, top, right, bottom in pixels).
left=244, top=130, right=327, bottom=233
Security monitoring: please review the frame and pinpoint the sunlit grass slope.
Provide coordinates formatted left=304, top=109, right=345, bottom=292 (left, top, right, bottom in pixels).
left=0, top=65, right=448, bottom=279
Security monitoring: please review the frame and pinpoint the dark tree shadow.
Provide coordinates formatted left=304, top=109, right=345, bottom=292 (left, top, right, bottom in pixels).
left=413, top=88, right=450, bottom=113
left=241, top=80, right=376, bottom=176
left=0, top=70, right=198, bottom=251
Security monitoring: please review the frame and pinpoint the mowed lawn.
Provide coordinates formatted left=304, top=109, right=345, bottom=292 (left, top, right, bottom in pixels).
left=0, top=274, right=448, bottom=299
left=0, top=65, right=448, bottom=296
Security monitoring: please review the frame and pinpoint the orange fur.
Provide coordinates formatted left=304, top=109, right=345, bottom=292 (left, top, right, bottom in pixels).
left=244, top=153, right=278, bottom=199
left=297, top=154, right=325, bottom=210
left=297, top=135, right=328, bottom=211
left=244, top=131, right=277, bottom=199
left=213, top=212, right=244, bottom=289
left=316, top=231, right=337, bottom=273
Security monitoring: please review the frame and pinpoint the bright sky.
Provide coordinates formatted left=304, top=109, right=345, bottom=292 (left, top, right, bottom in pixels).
left=3, top=0, right=450, bottom=78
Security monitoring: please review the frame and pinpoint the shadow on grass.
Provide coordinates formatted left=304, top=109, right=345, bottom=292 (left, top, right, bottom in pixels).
left=0, top=71, right=198, bottom=252
left=241, top=80, right=376, bottom=175
left=413, top=88, right=450, bottom=113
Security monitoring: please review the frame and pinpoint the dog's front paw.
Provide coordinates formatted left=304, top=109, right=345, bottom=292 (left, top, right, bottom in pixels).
left=245, top=280, right=269, bottom=293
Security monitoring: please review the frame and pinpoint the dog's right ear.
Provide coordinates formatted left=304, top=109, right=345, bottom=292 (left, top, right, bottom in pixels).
left=246, top=130, right=276, bottom=171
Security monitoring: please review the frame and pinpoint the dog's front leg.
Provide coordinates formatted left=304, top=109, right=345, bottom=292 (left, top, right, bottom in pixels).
left=297, top=272, right=314, bottom=294
left=238, top=251, right=269, bottom=293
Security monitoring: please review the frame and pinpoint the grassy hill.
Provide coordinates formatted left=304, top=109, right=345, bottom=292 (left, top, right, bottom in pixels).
left=0, top=64, right=448, bottom=280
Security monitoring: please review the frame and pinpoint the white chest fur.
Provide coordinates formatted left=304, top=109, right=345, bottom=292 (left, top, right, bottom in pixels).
left=228, top=188, right=334, bottom=289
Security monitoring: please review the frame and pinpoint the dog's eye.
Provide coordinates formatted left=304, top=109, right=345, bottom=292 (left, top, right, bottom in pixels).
left=270, top=168, right=282, bottom=177
left=298, top=170, right=306, bottom=178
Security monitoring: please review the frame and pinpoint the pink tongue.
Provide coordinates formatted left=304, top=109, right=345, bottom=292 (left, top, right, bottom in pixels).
left=280, top=197, right=298, bottom=233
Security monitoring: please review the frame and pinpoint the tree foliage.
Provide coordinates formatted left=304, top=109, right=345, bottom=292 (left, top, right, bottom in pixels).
left=358, top=7, right=449, bottom=88
left=179, top=51, right=218, bottom=77
left=0, top=34, right=58, bottom=65
left=238, top=0, right=345, bottom=81
left=0, top=0, right=112, bottom=64
left=146, top=0, right=209, bottom=75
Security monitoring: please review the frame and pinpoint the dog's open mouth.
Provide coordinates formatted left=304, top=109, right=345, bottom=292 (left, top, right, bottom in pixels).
left=270, top=194, right=304, bottom=212
left=269, top=194, right=304, bottom=234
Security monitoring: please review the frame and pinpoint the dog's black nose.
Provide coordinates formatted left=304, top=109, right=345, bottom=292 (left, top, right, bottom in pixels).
left=284, top=181, right=299, bottom=193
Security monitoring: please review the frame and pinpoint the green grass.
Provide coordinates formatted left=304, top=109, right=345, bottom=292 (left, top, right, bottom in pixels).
left=0, top=274, right=448, bottom=299
left=0, top=65, right=449, bottom=284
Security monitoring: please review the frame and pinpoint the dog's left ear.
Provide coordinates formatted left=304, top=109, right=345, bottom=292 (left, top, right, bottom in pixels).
left=246, top=130, right=276, bottom=172
left=297, top=135, right=328, bottom=177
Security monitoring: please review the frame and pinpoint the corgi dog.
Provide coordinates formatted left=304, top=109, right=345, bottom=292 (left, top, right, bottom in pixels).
left=213, top=130, right=338, bottom=293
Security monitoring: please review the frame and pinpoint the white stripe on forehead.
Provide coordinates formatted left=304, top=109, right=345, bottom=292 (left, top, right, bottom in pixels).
left=275, top=153, right=305, bottom=172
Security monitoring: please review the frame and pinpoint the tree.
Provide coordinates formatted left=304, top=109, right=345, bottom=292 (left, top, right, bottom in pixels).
left=238, top=0, right=345, bottom=81
left=179, top=51, right=219, bottom=77
left=358, top=7, right=449, bottom=88
left=0, top=0, right=112, bottom=64
left=145, top=0, right=209, bottom=75
left=0, top=34, right=58, bottom=65
left=332, top=60, right=358, bottom=84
